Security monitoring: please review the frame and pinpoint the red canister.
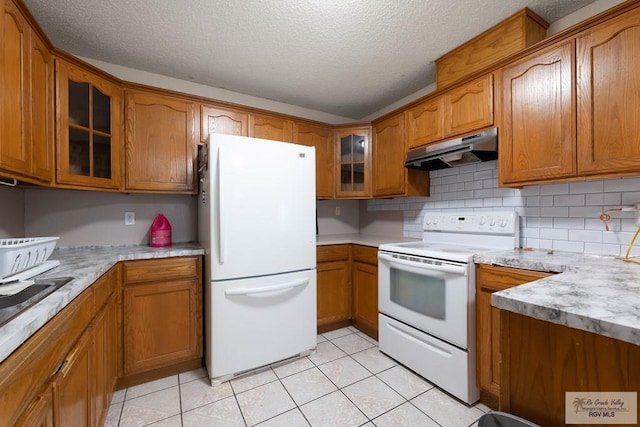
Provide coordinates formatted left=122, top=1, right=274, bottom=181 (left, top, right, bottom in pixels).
left=150, top=213, right=172, bottom=247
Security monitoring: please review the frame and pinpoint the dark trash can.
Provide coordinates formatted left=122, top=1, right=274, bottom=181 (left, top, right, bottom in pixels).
left=478, top=411, right=539, bottom=427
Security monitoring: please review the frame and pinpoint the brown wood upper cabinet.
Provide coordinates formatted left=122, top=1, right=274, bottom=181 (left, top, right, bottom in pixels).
left=248, top=113, right=294, bottom=142
left=0, top=0, right=54, bottom=184
left=443, top=74, right=494, bottom=138
left=335, top=127, right=371, bottom=198
left=200, top=103, right=248, bottom=142
left=405, top=97, right=444, bottom=149
left=499, top=42, right=576, bottom=186
left=576, top=7, right=640, bottom=176
left=405, top=75, right=493, bottom=150
left=499, top=6, right=640, bottom=186
left=125, top=89, right=197, bottom=193
left=293, top=122, right=334, bottom=199
left=372, top=113, right=429, bottom=198
left=56, top=59, right=122, bottom=190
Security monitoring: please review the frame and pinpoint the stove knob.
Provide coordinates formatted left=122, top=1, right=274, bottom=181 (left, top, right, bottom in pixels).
left=489, top=218, right=496, bottom=226
left=479, top=217, right=486, bottom=225
left=500, top=219, right=508, bottom=227
left=433, top=217, right=439, bottom=224
left=425, top=217, right=432, bottom=225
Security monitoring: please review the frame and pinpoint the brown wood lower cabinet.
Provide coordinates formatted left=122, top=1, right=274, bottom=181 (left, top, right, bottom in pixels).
left=121, top=257, right=203, bottom=382
left=53, top=330, right=92, bottom=426
left=14, top=384, right=55, bottom=427
left=316, top=245, right=350, bottom=333
left=0, top=255, right=203, bottom=425
left=316, top=244, right=379, bottom=339
left=501, top=312, right=640, bottom=427
left=351, top=245, right=378, bottom=340
left=0, top=265, right=118, bottom=427
left=475, top=264, right=552, bottom=409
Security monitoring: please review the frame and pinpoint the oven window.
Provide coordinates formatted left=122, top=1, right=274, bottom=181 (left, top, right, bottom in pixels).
left=390, top=268, right=445, bottom=320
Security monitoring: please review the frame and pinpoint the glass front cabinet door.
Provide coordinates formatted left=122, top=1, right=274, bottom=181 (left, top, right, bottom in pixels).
left=335, top=127, right=371, bottom=198
left=56, top=60, right=122, bottom=190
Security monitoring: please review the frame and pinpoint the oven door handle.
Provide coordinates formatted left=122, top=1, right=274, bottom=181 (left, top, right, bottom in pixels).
left=378, top=252, right=468, bottom=276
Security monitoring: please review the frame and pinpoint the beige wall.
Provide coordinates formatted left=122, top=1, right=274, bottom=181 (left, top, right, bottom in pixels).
left=24, top=189, right=197, bottom=247
left=547, top=0, right=626, bottom=35
left=0, top=186, right=25, bottom=238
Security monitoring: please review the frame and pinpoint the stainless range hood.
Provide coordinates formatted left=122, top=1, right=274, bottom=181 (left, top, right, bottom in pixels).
left=404, top=128, right=498, bottom=172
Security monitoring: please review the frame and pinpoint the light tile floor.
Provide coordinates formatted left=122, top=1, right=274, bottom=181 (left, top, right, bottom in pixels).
left=105, top=327, right=490, bottom=427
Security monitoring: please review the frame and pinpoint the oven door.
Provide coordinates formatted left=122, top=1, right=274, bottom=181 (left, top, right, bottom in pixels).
left=378, top=250, right=472, bottom=349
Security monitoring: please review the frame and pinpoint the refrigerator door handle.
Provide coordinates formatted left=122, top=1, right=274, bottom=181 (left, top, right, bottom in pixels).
left=217, top=146, right=226, bottom=264
left=224, top=278, right=309, bottom=296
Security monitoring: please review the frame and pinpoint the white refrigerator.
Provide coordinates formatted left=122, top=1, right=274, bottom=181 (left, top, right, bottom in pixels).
left=198, top=134, right=317, bottom=384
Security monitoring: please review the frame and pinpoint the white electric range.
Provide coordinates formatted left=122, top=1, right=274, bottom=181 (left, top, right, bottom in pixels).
left=377, top=211, right=519, bottom=404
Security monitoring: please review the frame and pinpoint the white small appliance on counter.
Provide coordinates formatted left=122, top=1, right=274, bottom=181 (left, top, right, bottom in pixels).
left=378, top=211, right=519, bottom=404
left=198, top=134, right=317, bottom=384
left=0, top=237, right=60, bottom=283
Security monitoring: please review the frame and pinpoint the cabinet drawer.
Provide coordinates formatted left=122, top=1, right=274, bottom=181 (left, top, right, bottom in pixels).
left=352, top=245, right=378, bottom=265
left=93, top=267, right=117, bottom=310
left=123, top=257, right=199, bottom=284
left=317, top=245, right=349, bottom=263
left=476, top=264, right=552, bottom=292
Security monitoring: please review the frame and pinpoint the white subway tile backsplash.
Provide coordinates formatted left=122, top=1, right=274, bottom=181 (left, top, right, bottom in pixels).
left=521, top=185, right=540, bottom=196
left=465, top=180, right=483, bottom=191
left=521, top=206, right=540, bottom=221
left=585, top=193, right=604, bottom=205
left=603, top=193, right=622, bottom=206
left=474, top=188, right=494, bottom=198
left=553, top=218, right=584, bottom=229
left=541, top=206, right=569, bottom=217
left=524, top=216, right=551, bottom=228
left=464, top=199, right=484, bottom=208
left=554, top=240, right=584, bottom=252
left=569, top=181, right=603, bottom=194
left=621, top=192, right=640, bottom=205
left=368, top=162, right=640, bottom=256
left=540, top=228, right=568, bottom=240
left=483, top=198, right=503, bottom=207
left=603, top=177, right=640, bottom=192
left=568, top=229, right=602, bottom=243
left=553, top=194, right=585, bottom=206
left=539, top=183, right=569, bottom=195
left=569, top=206, right=606, bottom=218
left=502, top=196, right=524, bottom=207
left=586, top=218, right=612, bottom=231
left=474, top=170, right=493, bottom=180
left=539, top=239, right=553, bottom=250
left=457, top=173, right=475, bottom=183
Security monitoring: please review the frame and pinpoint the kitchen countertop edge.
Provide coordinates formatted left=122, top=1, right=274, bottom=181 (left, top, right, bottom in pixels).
left=316, top=233, right=412, bottom=248
left=0, top=243, right=204, bottom=364
left=476, top=249, right=640, bottom=346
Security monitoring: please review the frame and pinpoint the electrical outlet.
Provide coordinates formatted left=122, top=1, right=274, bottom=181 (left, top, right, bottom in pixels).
left=125, top=211, right=135, bottom=225
left=335, top=206, right=341, bottom=216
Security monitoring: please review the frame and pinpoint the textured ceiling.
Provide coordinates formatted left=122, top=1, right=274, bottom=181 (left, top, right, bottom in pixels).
left=23, top=0, right=598, bottom=120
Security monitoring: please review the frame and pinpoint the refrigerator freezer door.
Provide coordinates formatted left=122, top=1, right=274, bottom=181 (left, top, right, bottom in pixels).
left=207, top=269, right=317, bottom=380
left=207, top=134, right=316, bottom=281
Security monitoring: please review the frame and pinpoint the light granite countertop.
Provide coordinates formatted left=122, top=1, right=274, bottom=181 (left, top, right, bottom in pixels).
left=316, top=233, right=412, bottom=248
left=0, top=243, right=204, bottom=364
left=476, top=249, right=640, bottom=346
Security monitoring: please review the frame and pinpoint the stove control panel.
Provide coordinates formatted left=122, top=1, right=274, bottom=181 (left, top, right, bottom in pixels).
left=423, top=211, right=518, bottom=234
